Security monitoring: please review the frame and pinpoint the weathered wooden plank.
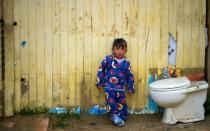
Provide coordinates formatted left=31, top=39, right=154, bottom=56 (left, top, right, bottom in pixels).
left=60, top=0, right=68, bottom=107
left=169, top=0, right=176, bottom=39
left=191, top=27, right=199, bottom=68
left=122, top=0, right=131, bottom=107
left=199, top=0, right=206, bottom=68
left=13, top=0, right=21, bottom=112
left=75, top=0, right=84, bottom=107
left=153, top=0, right=161, bottom=68
left=176, top=0, right=184, bottom=68
left=191, top=0, right=200, bottom=68
left=28, top=0, right=37, bottom=107
left=44, top=0, right=53, bottom=108
left=160, top=0, right=168, bottom=67
left=52, top=0, right=61, bottom=107
left=115, top=0, right=123, bottom=37
left=145, top=0, right=154, bottom=106
left=99, top=0, right=107, bottom=105
left=67, top=0, right=76, bottom=106
left=137, top=0, right=146, bottom=109
left=192, top=0, right=200, bottom=27
left=36, top=0, right=45, bottom=107
left=183, top=0, right=192, bottom=68
left=4, top=0, right=15, bottom=116
left=106, top=0, right=114, bottom=55
left=20, top=0, right=29, bottom=108
left=130, top=0, right=138, bottom=110
left=83, top=0, right=92, bottom=111
left=91, top=0, right=100, bottom=105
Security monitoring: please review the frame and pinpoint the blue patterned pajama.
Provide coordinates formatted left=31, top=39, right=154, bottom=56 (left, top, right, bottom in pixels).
left=96, top=54, right=135, bottom=120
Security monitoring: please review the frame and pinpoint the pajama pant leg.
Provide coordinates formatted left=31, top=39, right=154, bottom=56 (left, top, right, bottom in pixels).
left=116, top=91, right=128, bottom=120
left=105, top=90, right=128, bottom=120
left=105, top=90, right=118, bottom=117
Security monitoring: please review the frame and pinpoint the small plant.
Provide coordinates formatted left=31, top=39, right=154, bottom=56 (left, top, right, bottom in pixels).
left=48, top=112, right=80, bottom=129
left=15, top=106, right=49, bottom=115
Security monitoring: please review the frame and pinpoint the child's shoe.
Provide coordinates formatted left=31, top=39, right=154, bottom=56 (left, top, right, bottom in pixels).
left=110, top=114, right=125, bottom=127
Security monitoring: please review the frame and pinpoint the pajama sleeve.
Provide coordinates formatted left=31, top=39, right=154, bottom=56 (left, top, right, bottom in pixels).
left=96, top=57, right=107, bottom=88
left=125, top=61, right=135, bottom=94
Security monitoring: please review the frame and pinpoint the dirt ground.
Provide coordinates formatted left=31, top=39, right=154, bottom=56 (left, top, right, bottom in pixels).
left=1, top=113, right=210, bottom=131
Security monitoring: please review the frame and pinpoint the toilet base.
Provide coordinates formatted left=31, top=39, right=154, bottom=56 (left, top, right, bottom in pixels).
left=162, top=89, right=207, bottom=124
left=162, top=108, right=205, bottom=124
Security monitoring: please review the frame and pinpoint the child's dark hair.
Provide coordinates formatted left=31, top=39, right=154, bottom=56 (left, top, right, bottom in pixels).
left=112, top=38, right=127, bottom=50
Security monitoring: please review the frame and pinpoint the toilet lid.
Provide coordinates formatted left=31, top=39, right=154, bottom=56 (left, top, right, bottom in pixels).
left=149, top=77, right=191, bottom=91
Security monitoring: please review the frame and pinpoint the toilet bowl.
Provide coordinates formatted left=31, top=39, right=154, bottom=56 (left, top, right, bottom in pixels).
left=149, top=77, right=209, bottom=124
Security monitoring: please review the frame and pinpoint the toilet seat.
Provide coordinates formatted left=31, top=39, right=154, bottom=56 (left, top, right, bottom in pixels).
left=149, top=77, right=191, bottom=92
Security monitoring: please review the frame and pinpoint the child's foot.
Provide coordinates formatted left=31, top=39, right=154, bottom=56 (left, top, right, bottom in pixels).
left=110, top=114, right=125, bottom=127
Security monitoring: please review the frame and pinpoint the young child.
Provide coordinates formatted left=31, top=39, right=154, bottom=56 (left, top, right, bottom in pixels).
left=96, top=38, right=135, bottom=127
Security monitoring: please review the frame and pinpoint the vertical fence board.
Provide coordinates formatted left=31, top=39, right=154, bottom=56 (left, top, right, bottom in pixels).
left=68, top=0, right=76, bottom=106
left=14, top=0, right=21, bottom=112
left=44, top=0, right=53, bottom=108
left=75, top=0, right=84, bottom=107
left=91, top=0, right=100, bottom=105
left=36, top=0, right=45, bottom=107
left=28, top=0, right=37, bottom=107
left=137, top=0, right=146, bottom=108
left=176, top=0, right=184, bottom=68
left=99, top=0, right=107, bottom=105
left=83, top=0, right=92, bottom=111
left=20, top=0, right=29, bottom=108
left=60, top=0, right=68, bottom=107
left=4, top=0, right=15, bottom=116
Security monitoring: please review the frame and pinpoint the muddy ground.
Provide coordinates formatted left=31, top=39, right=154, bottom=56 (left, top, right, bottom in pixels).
left=1, top=113, right=210, bottom=131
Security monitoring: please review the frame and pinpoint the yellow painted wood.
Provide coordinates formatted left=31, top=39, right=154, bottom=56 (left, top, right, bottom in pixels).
left=130, top=0, right=138, bottom=110
left=169, top=0, right=176, bottom=39
left=160, top=0, right=168, bottom=67
left=7, top=0, right=207, bottom=112
left=192, top=0, right=200, bottom=27
left=36, top=0, right=45, bottom=107
left=83, top=0, right=92, bottom=111
left=28, top=0, right=37, bottom=107
left=183, top=0, right=192, bottom=68
left=122, top=0, right=131, bottom=107
left=106, top=0, right=114, bottom=55
left=199, top=0, right=206, bottom=68
left=20, top=0, right=29, bottom=108
left=60, top=0, right=68, bottom=107
left=91, top=0, right=100, bottom=105
left=153, top=0, right=161, bottom=68
left=44, top=0, right=53, bottom=108
left=191, top=0, right=200, bottom=68
left=52, top=0, right=61, bottom=106
left=99, top=0, right=107, bottom=106
left=115, top=0, right=123, bottom=37
left=191, top=27, right=199, bottom=68
left=137, top=0, right=146, bottom=108
left=14, top=0, right=21, bottom=112
left=176, top=0, right=184, bottom=68
left=75, top=0, right=84, bottom=106
left=145, top=0, right=154, bottom=106
left=4, top=0, right=15, bottom=116
left=67, top=0, right=76, bottom=106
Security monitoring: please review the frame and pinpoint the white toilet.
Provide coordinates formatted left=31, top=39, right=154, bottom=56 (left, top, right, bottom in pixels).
left=149, top=77, right=209, bottom=124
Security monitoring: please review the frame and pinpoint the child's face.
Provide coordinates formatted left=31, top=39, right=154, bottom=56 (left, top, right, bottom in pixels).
left=112, top=47, right=127, bottom=59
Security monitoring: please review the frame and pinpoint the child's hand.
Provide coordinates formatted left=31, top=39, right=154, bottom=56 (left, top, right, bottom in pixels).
left=97, top=86, right=102, bottom=89
left=128, top=88, right=135, bottom=95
